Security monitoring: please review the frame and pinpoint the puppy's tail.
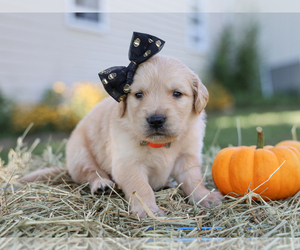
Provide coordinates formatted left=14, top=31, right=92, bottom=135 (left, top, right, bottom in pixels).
left=18, top=167, right=69, bottom=183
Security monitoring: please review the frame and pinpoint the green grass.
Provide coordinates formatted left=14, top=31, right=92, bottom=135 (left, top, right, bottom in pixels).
left=204, top=108, right=300, bottom=150
left=1, top=107, right=299, bottom=163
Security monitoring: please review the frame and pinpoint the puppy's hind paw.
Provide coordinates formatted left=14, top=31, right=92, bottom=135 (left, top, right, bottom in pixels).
left=131, top=204, right=165, bottom=218
left=155, top=208, right=165, bottom=217
left=91, top=179, right=115, bottom=195
left=198, top=191, right=223, bottom=208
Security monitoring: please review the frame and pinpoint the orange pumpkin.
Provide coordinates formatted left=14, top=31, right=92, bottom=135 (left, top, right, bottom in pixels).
left=276, top=125, right=300, bottom=152
left=212, top=127, right=300, bottom=200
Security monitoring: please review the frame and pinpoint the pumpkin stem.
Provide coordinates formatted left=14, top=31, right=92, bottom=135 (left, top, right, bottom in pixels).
left=256, top=127, right=264, bottom=149
left=291, top=125, right=297, bottom=141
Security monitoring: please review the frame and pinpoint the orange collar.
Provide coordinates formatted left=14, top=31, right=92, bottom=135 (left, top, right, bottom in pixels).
left=140, top=141, right=171, bottom=148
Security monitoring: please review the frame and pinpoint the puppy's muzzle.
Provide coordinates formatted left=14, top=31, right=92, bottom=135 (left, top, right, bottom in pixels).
left=147, top=115, right=166, bottom=129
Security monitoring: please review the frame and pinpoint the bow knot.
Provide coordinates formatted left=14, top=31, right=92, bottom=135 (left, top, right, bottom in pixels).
left=99, top=32, right=165, bottom=102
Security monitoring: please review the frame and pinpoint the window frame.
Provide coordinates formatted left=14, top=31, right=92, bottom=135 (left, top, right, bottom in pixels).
left=65, top=0, right=109, bottom=34
left=186, top=0, right=208, bottom=54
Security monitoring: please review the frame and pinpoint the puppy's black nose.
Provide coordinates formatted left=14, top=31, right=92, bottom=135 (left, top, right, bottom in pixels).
left=147, top=115, right=166, bottom=129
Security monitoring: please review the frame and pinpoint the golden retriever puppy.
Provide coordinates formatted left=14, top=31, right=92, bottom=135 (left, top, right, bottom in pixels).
left=20, top=55, right=222, bottom=217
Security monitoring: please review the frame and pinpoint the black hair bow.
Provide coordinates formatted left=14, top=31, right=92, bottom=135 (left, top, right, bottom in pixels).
left=98, top=32, right=165, bottom=102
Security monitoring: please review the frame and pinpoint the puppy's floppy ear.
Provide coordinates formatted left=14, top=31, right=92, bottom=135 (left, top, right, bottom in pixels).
left=118, top=98, right=127, bottom=118
left=192, top=74, right=209, bottom=114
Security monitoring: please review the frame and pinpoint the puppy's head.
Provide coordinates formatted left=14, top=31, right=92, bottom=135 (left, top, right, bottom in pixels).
left=119, top=55, right=208, bottom=143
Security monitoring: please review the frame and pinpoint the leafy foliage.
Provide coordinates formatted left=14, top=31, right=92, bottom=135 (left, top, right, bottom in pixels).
left=0, top=89, right=12, bottom=134
left=206, top=81, right=235, bottom=111
left=234, top=24, right=261, bottom=94
left=209, top=23, right=261, bottom=104
left=10, top=82, right=108, bottom=133
left=210, top=26, right=234, bottom=92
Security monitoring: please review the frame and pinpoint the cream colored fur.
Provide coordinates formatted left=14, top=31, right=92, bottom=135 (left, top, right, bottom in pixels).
left=19, top=55, right=222, bottom=217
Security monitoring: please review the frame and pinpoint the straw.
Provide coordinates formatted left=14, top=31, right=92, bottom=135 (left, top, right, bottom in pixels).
left=1, top=134, right=300, bottom=238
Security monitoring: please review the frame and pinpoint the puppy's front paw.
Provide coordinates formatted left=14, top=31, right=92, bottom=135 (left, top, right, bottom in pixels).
left=131, top=204, right=165, bottom=218
left=198, top=191, right=223, bottom=207
left=91, top=178, right=114, bottom=195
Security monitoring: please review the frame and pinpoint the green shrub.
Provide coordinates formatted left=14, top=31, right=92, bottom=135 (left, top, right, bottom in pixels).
left=234, top=24, right=261, bottom=94
left=42, top=88, right=64, bottom=107
left=210, top=26, right=235, bottom=92
left=209, top=23, right=262, bottom=105
left=0, top=89, right=12, bottom=134
left=206, top=81, right=235, bottom=111
left=11, top=81, right=108, bottom=134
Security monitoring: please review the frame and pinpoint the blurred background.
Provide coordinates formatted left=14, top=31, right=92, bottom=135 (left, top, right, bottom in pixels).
left=0, top=0, right=300, bottom=162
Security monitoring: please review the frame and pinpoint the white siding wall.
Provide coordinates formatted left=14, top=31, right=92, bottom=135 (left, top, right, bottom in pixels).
left=0, top=12, right=206, bottom=102
left=257, top=13, right=300, bottom=67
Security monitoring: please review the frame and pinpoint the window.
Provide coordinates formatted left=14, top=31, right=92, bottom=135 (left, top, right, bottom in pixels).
left=65, top=0, right=108, bottom=33
left=186, top=0, right=208, bottom=53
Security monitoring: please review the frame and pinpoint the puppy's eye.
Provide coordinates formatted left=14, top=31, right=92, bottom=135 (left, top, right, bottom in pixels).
left=135, top=92, right=143, bottom=99
left=173, top=91, right=182, bottom=98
